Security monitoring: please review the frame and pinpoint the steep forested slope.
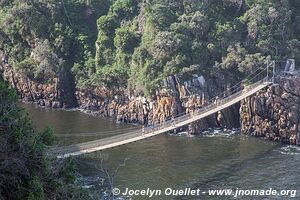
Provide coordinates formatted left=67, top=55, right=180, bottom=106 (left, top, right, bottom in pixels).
left=1, top=0, right=300, bottom=96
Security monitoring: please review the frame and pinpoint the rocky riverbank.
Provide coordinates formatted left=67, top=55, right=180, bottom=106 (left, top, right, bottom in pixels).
left=75, top=74, right=240, bottom=133
left=1, top=64, right=66, bottom=108
left=240, top=75, right=300, bottom=145
left=0, top=62, right=78, bottom=109
left=1, top=60, right=299, bottom=145
left=0, top=61, right=239, bottom=133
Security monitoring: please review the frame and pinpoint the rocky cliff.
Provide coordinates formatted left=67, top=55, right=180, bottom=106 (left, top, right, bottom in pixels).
left=2, top=59, right=300, bottom=145
left=240, top=75, right=300, bottom=145
left=0, top=64, right=77, bottom=109
left=0, top=57, right=240, bottom=134
left=76, top=74, right=240, bottom=133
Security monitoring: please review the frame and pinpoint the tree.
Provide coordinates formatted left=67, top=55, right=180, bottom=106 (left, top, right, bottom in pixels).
left=241, top=0, right=292, bottom=58
left=111, top=0, right=139, bottom=20
left=146, top=4, right=177, bottom=30
left=149, top=31, right=181, bottom=61
left=114, top=24, right=140, bottom=53
left=31, top=39, right=61, bottom=81
left=219, top=44, right=247, bottom=71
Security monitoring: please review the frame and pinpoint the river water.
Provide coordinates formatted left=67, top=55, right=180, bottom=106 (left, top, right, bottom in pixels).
left=22, top=103, right=300, bottom=200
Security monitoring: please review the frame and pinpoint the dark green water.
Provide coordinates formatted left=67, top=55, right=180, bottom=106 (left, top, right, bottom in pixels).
left=22, top=103, right=300, bottom=200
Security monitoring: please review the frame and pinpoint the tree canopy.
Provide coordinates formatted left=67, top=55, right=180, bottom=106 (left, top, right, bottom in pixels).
left=1, top=0, right=299, bottom=94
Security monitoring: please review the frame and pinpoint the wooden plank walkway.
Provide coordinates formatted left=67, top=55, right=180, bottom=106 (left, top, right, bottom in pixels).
left=52, top=81, right=272, bottom=158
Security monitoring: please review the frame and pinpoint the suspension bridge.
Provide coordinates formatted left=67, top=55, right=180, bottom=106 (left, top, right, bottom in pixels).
left=52, top=62, right=280, bottom=158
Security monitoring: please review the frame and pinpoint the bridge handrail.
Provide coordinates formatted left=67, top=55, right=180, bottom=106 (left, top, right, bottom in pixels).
left=142, top=78, right=270, bottom=134
left=52, top=79, right=271, bottom=156
left=118, top=66, right=269, bottom=135
left=52, top=63, right=277, bottom=157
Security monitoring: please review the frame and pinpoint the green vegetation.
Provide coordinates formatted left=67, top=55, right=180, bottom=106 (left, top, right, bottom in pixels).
left=0, top=80, right=89, bottom=199
left=1, top=0, right=300, bottom=94
left=0, top=0, right=109, bottom=84
left=0, top=1, right=299, bottom=198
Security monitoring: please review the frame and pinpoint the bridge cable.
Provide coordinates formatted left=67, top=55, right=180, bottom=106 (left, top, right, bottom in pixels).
left=56, top=64, right=271, bottom=137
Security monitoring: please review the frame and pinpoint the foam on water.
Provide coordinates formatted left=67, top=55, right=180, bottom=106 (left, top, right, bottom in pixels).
left=77, top=175, right=105, bottom=190
left=171, top=128, right=240, bottom=138
left=202, top=128, right=239, bottom=138
left=276, top=145, right=300, bottom=155
left=171, top=131, right=191, bottom=137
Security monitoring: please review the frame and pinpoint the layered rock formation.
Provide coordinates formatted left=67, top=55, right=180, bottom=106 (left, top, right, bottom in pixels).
left=0, top=52, right=240, bottom=134
left=0, top=64, right=77, bottom=109
left=2, top=56, right=300, bottom=144
left=75, top=74, right=240, bottom=133
left=1, top=47, right=241, bottom=132
left=240, top=75, right=300, bottom=145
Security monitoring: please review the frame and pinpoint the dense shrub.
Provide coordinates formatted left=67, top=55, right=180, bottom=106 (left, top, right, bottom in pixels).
left=0, top=81, right=89, bottom=199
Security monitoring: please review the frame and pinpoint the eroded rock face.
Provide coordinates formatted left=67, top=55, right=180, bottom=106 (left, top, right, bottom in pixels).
left=1, top=53, right=240, bottom=134
left=1, top=64, right=77, bottom=108
left=2, top=65, right=59, bottom=106
left=240, top=76, right=300, bottom=145
left=75, top=74, right=240, bottom=133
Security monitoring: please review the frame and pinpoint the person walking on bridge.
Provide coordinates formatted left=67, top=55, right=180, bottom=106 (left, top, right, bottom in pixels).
left=172, top=116, right=176, bottom=127
left=151, top=122, right=155, bottom=134
left=214, top=96, right=220, bottom=106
